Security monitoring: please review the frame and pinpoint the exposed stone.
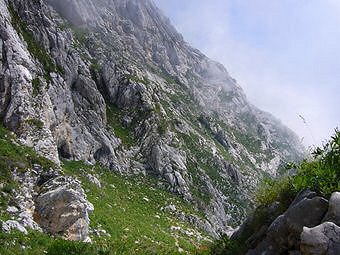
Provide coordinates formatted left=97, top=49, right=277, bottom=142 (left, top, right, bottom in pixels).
left=0, top=0, right=306, bottom=237
left=86, top=173, right=101, bottom=188
left=163, top=204, right=177, bottom=212
left=2, top=220, right=28, bottom=234
left=289, top=189, right=317, bottom=209
left=284, top=196, right=329, bottom=241
left=300, top=222, right=340, bottom=255
left=247, top=194, right=329, bottom=254
left=322, top=192, right=340, bottom=226
left=6, top=206, right=19, bottom=214
left=34, top=176, right=93, bottom=241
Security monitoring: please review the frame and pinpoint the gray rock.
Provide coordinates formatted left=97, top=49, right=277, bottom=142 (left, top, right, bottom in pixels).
left=249, top=194, right=329, bottom=254
left=6, top=206, right=19, bottom=214
left=300, top=222, right=340, bottom=255
left=289, top=251, right=302, bottom=255
left=285, top=196, right=329, bottom=238
left=289, top=189, right=317, bottom=209
left=222, top=161, right=241, bottom=184
left=2, top=220, right=28, bottom=234
left=18, top=211, right=41, bottom=231
left=34, top=176, right=93, bottom=241
left=86, top=173, right=101, bottom=188
left=322, top=192, right=340, bottom=226
left=163, top=204, right=177, bottom=212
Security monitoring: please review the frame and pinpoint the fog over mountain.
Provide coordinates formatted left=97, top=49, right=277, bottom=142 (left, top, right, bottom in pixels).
left=3, top=0, right=337, bottom=254
left=155, top=0, right=340, bottom=148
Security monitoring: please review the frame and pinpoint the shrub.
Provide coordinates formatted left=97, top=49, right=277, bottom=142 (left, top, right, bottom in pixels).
left=255, top=128, right=340, bottom=207
left=255, top=175, right=296, bottom=207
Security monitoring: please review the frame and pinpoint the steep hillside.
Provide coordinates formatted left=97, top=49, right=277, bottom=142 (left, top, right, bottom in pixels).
left=0, top=125, right=212, bottom=254
left=0, top=0, right=304, bottom=245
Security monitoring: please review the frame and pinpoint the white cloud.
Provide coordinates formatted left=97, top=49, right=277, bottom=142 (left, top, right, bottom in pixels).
left=155, top=0, right=340, bottom=147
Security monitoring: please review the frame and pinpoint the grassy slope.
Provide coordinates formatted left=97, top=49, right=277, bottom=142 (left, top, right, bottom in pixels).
left=0, top=125, right=212, bottom=255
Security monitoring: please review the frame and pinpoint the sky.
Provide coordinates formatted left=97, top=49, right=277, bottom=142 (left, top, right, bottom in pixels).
left=154, top=0, right=340, bottom=149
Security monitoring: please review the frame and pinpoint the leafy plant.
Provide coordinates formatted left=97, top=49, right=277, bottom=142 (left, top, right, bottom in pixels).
left=255, top=128, right=340, bottom=207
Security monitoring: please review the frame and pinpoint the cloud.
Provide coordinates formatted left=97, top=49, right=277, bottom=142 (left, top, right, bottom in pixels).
left=155, top=0, right=340, bottom=147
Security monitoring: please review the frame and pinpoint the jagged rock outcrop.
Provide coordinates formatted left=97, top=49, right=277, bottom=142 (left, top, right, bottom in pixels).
left=2, top=219, right=28, bottom=234
left=0, top=155, right=93, bottom=242
left=233, top=190, right=340, bottom=255
left=0, top=0, right=305, bottom=235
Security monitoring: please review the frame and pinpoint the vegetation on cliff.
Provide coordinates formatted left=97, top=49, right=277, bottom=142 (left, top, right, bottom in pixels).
left=215, top=128, right=340, bottom=254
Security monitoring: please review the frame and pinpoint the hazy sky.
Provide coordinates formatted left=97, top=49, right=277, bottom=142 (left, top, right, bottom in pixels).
left=154, top=0, right=339, bottom=148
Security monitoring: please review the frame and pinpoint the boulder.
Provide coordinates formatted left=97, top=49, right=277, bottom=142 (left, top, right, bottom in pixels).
left=34, top=176, right=93, bottom=241
left=6, top=206, right=19, bottom=214
left=248, top=194, right=329, bottom=254
left=300, top=222, right=340, bottom=255
left=322, top=192, right=340, bottom=226
left=289, top=189, right=317, bottom=209
left=284, top=196, right=329, bottom=242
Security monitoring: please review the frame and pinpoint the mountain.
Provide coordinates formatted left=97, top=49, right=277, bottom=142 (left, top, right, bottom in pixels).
left=0, top=0, right=305, bottom=248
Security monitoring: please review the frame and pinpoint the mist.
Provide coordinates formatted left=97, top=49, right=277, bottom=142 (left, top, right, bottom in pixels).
left=154, top=0, right=340, bottom=148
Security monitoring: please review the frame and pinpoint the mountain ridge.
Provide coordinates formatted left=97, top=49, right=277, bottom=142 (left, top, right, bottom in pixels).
left=0, top=0, right=305, bottom=241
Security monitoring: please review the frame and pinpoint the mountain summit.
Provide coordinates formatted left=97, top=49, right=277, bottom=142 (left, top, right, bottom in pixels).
left=0, top=0, right=304, bottom=242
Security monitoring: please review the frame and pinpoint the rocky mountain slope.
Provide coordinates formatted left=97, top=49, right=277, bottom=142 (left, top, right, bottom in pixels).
left=0, top=0, right=305, bottom=244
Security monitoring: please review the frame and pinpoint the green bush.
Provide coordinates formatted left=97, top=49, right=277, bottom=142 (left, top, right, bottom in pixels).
left=255, top=175, right=296, bottom=207
left=255, top=128, right=340, bottom=207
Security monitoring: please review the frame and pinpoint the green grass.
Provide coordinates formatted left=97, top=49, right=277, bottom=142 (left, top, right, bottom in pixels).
left=71, top=26, right=88, bottom=47
left=156, top=70, right=177, bottom=85
left=62, top=160, right=211, bottom=254
left=0, top=123, right=212, bottom=254
left=179, top=131, right=249, bottom=225
left=32, top=77, right=41, bottom=97
left=89, top=60, right=101, bottom=85
left=0, top=231, right=106, bottom=255
left=106, top=104, right=137, bottom=148
left=125, top=74, right=150, bottom=86
left=26, top=118, right=44, bottom=129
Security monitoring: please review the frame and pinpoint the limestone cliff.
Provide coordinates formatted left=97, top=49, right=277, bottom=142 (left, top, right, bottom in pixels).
left=0, top=0, right=305, bottom=236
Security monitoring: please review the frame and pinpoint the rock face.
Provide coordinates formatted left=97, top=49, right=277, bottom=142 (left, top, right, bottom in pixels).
left=234, top=191, right=340, bottom=255
left=301, top=222, right=340, bottom=255
left=34, top=176, right=93, bottom=241
left=322, top=192, right=340, bottom=226
left=0, top=0, right=305, bottom=234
